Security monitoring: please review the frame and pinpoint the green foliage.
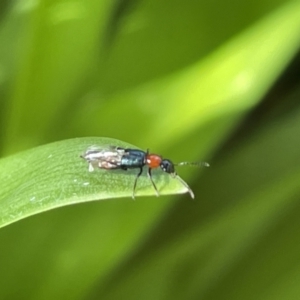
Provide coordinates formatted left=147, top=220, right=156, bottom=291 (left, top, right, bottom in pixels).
left=0, top=0, right=300, bottom=299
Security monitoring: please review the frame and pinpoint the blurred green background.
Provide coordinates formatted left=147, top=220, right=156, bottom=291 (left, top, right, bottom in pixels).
left=1, top=0, right=300, bottom=299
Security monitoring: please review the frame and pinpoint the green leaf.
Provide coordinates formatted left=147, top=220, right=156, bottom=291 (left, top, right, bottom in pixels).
left=94, top=106, right=300, bottom=300
left=0, top=137, right=194, bottom=228
left=1, top=0, right=300, bottom=300
left=69, top=0, right=300, bottom=152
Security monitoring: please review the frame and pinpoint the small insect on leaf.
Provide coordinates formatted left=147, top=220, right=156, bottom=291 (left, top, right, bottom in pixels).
left=81, top=146, right=209, bottom=199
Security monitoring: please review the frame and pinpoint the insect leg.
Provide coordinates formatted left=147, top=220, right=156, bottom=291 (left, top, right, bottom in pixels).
left=132, top=167, right=143, bottom=199
left=147, top=168, right=159, bottom=197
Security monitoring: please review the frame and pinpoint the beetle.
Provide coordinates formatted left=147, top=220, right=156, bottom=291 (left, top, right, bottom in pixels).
left=81, top=145, right=209, bottom=199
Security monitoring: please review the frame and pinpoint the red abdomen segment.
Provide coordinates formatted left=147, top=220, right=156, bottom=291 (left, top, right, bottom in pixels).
left=146, top=154, right=162, bottom=169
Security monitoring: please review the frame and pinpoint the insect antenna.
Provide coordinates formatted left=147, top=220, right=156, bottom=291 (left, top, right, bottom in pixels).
left=175, top=161, right=210, bottom=167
